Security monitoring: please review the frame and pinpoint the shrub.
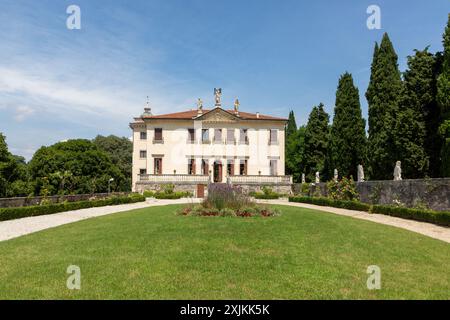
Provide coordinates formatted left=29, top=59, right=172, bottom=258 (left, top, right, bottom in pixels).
left=289, top=196, right=370, bottom=212
left=219, top=208, right=236, bottom=217
left=370, top=205, right=450, bottom=227
left=253, top=187, right=280, bottom=199
left=143, top=190, right=155, bottom=198
left=162, top=184, right=175, bottom=194
left=326, top=176, right=359, bottom=201
left=0, top=193, right=145, bottom=222
left=204, top=184, right=253, bottom=210
left=300, top=183, right=310, bottom=196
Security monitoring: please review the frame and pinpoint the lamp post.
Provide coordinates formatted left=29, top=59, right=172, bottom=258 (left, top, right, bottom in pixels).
left=108, top=178, right=114, bottom=194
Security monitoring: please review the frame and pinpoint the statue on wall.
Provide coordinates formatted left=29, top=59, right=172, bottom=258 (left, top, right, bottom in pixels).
left=214, top=88, right=222, bottom=106
left=393, top=161, right=402, bottom=181
left=333, top=169, right=338, bottom=182
left=315, top=171, right=320, bottom=183
left=357, top=164, right=365, bottom=182
left=301, top=173, right=306, bottom=184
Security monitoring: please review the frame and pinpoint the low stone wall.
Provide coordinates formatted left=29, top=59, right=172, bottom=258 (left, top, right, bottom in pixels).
left=356, top=179, right=450, bottom=211
left=135, top=181, right=292, bottom=197
left=0, top=192, right=130, bottom=208
left=135, top=182, right=198, bottom=194
left=234, top=184, right=292, bottom=195
left=294, top=178, right=450, bottom=211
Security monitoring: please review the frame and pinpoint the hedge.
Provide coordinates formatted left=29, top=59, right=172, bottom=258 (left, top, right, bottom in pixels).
left=0, top=194, right=145, bottom=222
left=154, top=192, right=188, bottom=199
left=289, top=196, right=371, bottom=212
left=253, top=193, right=280, bottom=200
left=289, top=196, right=450, bottom=227
left=370, top=205, right=450, bottom=227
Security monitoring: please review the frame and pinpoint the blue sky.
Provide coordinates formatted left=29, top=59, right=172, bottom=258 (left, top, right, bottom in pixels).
left=0, top=0, right=448, bottom=160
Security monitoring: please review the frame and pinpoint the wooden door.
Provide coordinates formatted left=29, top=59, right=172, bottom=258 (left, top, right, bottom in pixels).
left=197, top=184, right=205, bottom=198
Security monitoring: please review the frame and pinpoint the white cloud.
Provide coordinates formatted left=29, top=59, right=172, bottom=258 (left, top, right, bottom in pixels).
left=13, top=105, right=35, bottom=122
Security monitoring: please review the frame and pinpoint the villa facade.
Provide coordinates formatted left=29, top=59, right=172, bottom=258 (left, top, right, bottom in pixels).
left=130, top=89, right=292, bottom=197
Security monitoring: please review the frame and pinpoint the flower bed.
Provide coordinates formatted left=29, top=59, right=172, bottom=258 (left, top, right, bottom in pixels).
left=178, top=184, right=280, bottom=217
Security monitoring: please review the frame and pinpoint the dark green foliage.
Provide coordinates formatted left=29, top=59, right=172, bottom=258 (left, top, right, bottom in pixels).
left=370, top=205, right=450, bottom=227
left=285, top=110, right=304, bottom=182
left=437, top=14, right=450, bottom=177
left=0, top=194, right=145, bottom=222
left=286, top=124, right=305, bottom=182
left=366, top=33, right=403, bottom=180
left=93, top=135, right=132, bottom=191
left=288, top=196, right=371, bottom=212
left=286, top=110, right=297, bottom=138
left=329, top=73, right=366, bottom=178
left=302, top=104, right=330, bottom=181
left=0, top=134, right=30, bottom=197
left=28, top=139, right=124, bottom=195
left=394, top=48, right=438, bottom=178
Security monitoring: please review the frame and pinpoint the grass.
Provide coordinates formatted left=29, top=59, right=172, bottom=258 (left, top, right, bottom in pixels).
left=0, top=204, right=449, bottom=299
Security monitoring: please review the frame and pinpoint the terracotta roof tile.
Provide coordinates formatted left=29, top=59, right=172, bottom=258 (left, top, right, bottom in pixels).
left=140, top=108, right=287, bottom=121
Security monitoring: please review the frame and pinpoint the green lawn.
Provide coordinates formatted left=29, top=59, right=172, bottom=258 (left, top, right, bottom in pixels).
left=0, top=204, right=449, bottom=299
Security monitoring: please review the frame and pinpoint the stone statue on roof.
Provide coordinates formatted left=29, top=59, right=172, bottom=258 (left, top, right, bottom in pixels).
left=197, top=98, right=203, bottom=111
left=234, top=98, right=240, bottom=112
left=214, top=88, right=222, bottom=106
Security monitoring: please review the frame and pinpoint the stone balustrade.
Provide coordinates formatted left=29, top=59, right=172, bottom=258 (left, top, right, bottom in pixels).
left=138, top=174, right=209, bottom=184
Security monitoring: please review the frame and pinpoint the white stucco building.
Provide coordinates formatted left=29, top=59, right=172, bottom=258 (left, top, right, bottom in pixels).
left=130, top=89, right=292, bottom=196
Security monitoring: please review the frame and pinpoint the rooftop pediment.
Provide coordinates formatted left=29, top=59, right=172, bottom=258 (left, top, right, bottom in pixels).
left=195, top=107, right=240, bottom=123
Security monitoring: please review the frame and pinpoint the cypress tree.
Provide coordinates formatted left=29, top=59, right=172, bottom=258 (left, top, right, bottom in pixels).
left=437, top=14, right=450, bottom=177
left=395, top=48, right=441, bottom=178
left=302, top=104, right=330, bottom=181
left=285, top=126, right=306, bottom=183
left=285, top=110, right=299, bottom=180
left=329, top=73, right=367, bottom=179
left=366, top=33, right=403, bottom=180
left=286, top=110, right=297, bottom=138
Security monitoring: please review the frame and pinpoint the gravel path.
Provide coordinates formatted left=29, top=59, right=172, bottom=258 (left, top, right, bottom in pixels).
left=258, top=199, right=450, bottom=243
left=0, top=198, right=448, bottom=243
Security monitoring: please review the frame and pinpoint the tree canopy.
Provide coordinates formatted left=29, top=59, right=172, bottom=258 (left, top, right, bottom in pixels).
left=366, top=33, right=403, bottom=180
left=437, top=14, right=450, bottom=177
left=301, top=103, right=330, bottom=181
left=329, top=72, right=366, bottom=179
left=28, top=139, right=125, bottom=195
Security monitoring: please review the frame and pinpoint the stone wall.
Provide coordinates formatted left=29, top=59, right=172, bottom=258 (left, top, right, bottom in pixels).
left=293, top=178, right=450, bottom=211
left=0, top=192, right=130, bottom=208
left=135, top=182, right=292, bottom=197
left=356, top=178, right=450, bottom=211
left=135, top=182, right=198, bottom=195
left=234, top=184, right=292, bottom=195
